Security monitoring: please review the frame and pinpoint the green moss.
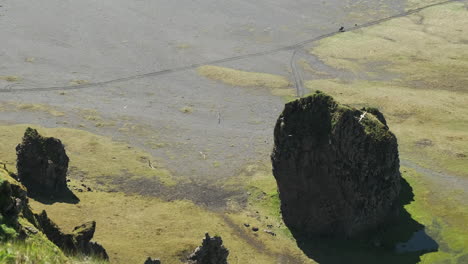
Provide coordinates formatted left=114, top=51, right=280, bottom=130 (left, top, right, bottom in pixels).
left=0, top=223, right=18, bottom=241
left=0, top=233, right=107, bottom=263
left=360, top=115, right=393, bottom=141
left=402, top=167, right=468, bottom=263
left=331, top=104, right=352, bottom=128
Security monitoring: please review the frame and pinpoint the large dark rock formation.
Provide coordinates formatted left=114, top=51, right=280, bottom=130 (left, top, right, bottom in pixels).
left=16, top=128, right=69, bottom=196
left=271, top=91, right=401, bottom=238
left=188, top=233, right=229, bottom=264
left=36, top=211, right=108, bottom=260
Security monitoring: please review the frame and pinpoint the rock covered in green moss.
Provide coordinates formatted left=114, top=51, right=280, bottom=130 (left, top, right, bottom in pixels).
left=0, top=169, right=36, bottom=240
left=271, top=91, right=401, bottom=238
left=16, top=128, right=69, bottom=196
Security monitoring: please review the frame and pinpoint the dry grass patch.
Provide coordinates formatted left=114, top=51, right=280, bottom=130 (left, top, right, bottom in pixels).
left=0, top=102, right=65, bottom=117
left=311, top=2, right=468, bottom=92
left=197, top=65, right=292, bottom=92
left=0, top=124, right=176, bottom=186
left=30, top=190, right=312, bottom=264
left=179, top=106, right=193, bottom=114
left=78, top=109, right=115, bottom=128
left=0, top=76, right=21, bottom=82
left=69, top=80, right=89, bottom=86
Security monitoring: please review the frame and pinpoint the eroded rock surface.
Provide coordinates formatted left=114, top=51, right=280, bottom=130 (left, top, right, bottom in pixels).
left=0, top=166, right=107, bottom=259
left=188, top=233, right=229, bottom=264
left=271, top=91, right=401, bottom=238
left=36, top=211, right=108, bottom=260
left=16, top=128, right=69, bottom=196
left=0, top=175, right=36, bottom=239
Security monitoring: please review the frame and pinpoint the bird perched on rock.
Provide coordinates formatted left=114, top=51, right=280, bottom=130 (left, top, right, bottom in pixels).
left=339, top=26, right=345, bottom=32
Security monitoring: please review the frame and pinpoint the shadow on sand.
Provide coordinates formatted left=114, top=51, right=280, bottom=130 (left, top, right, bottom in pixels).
left=291, top=178, right=438, bottom=264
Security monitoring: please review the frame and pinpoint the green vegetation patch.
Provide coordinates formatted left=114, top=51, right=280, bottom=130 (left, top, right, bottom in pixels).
left=0, top=234, right=108, bottom=264
left=402, top=167, right=468, bottom=263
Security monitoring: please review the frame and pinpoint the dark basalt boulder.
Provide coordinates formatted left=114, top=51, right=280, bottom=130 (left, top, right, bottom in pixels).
left=16, top=128, right=69, bottom=196
left=144, top=257, right=162, bottom=264
left=188, top=233, right=229, bottom=264
left=271, top=91, right=401, bottom=238
left=35, top=211, right=109, bottom=260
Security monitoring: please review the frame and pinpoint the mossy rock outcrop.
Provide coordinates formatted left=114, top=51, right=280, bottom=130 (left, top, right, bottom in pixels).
left=271, top=91, right=401, bottom=238
left=0, top=165, right=108, bottom=260
left=36, top=211, right=108, bottom=259
left=16, top=128, right=69, bottom=197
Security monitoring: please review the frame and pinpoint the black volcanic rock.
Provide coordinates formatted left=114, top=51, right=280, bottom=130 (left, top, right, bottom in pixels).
left=36, top=211, right=108, bottom=260
left=144, top=257, right=161, bottom=264
left=16, top=128, right=69, bottom=196
left=271, top=91, right=401, bottom=238
left=188, top=233, right=229, bottom=264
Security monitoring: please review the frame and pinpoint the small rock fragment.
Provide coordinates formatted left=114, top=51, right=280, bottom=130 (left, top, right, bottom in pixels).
left=264, top=230, right=276, bottom=236
left=187, top=233, right=229, bottom=264
left=144, top=257, right=161, bottom=264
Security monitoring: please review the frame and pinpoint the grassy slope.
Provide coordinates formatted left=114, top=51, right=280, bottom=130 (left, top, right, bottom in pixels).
left=0, top=168, right=106, bottom=264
